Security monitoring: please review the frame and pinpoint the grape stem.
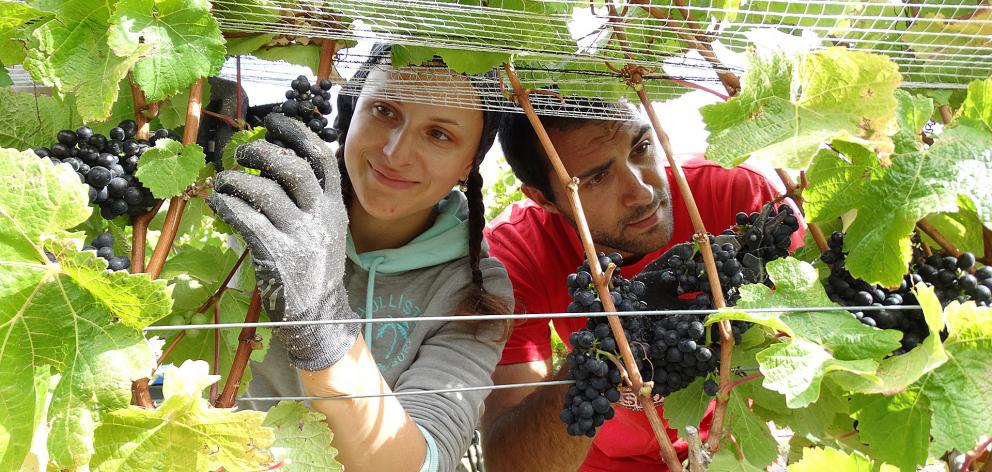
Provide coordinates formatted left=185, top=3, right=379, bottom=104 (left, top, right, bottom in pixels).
left=503, top=63, right=684, bottom=472
left=157, top=330, right=186, bottom=369
left=774, top=168, right=829, bottom=252
left=129, top=199, right=163, bottom=274
left=981, top=226, right=992, bottom=266
left=939, top=105, right=954, bottom=125
left=916, top=220, right=961, bottom=258
left=145, top=78, right=205, bottom=279
left=215, top=288, right=262, bottom=408
left=718, top=372, right=763, bottom=397
left=210, top=303, right=222, bottom=403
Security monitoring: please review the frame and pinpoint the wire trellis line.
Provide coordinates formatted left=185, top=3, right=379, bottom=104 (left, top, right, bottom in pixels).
left=237, top=380, right=577, bottom=402
left=143, top=304, right=926, bottom=331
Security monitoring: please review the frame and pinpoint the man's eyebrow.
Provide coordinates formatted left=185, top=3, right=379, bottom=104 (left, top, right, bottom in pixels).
left=631, top=124, right=651, bottom=147
left=576, top=160, right=614, bottom=181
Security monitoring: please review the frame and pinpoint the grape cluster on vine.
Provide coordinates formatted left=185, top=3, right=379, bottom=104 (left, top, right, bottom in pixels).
left=275, top=75, right=339, bottom=143
left=557, top=201, right=802, bottom=437
left=34, top=121, right=163, bottom=221
left=821, top=231, right=990, bottom=354
left=82, top=232, right=131, bottom=272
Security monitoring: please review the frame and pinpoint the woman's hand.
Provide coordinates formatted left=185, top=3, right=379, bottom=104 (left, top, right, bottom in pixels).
left=207, top=113, right=359, bottom=371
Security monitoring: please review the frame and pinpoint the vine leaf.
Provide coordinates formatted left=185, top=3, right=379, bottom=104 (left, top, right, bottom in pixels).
left=787, top=447, right=898, bottom=471
left=91, top=360, right=275, bottom=472
left=661, top=377, right=711, bottom=434
left=254, top=44, right=321, bottom=75
left=392, top=44, right=508, bottom=75
left=919, top=300, right=992, bottom=456
left=221, top=127, right=267, bottom=171
left=961, top=78, right=992, bottom=132
left=708, top=258, right=903, bottom=361
left=108, top=0, right=226, bottom=101
left=707, top=443, right=765, bottom=472
left=263, top=401, right=343, bottom=472
left=0, top=151, right=164, bottom=470
left=701, top=47, right=900, bottom=170
left=804, top=114, right=991, bottom=286
left=22, top=0, right=147, bottom=122
left=724, top=388, right=778, bottom=468
left=850, top=388, right=931, bottom=471
left=756, top=338, right=879, bottom=408
left=892, top=89, right=934, bottom=154
left=135, top=138, right=206, bottom=198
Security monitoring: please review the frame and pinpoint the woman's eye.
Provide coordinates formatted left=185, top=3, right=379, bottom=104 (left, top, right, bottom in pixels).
left=372, top=104, right=394, bottom=117
left=634, top=141, right=651, bottom=155
left=429, top=129, right=451, bottom=141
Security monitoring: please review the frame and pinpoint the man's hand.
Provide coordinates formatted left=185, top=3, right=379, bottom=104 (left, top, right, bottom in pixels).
left=632, top=243, right=697, bottom=311
left=207, top=113, right=359, bottom=371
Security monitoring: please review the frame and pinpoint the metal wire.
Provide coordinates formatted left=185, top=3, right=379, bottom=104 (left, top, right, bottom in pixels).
left=144, top=304, right=925, bottom=331
left=211, top=0, right=992, bottom=91
left=238, top=380, right=576, bottom=402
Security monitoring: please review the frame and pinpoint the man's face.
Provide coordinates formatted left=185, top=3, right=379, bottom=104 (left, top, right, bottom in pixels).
left=540, top=120, right=673, bottom=257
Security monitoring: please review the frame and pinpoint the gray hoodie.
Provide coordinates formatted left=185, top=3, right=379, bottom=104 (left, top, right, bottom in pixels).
left=243, top=190, right=512, bottom=472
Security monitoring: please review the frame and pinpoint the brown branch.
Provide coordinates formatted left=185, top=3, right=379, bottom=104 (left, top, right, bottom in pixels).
left=215, top=288, right=263, bottom=408
left=130, top=378, right=154, bottom=409
left=503, top=63, right=683, bottom=472
left=129, top=74, right=152, bottom=141
left=631, top=73, right=734, bottom=454
left=317, top=39, right=338, bottom=81
left=195, top=249, right=250, bottom=314
left=939, top=105, right=954, bottom=125
left=917, top=220, right=960, bottom=257
left=145, top=78, right=205, bottom=279
left=210, top=303, right=222, bottom=403
left=981, top=226, right=992, bottom=266
left=775, top=169, right=828, bottom=252
left=129, top=200, right=163, bottom=274
left=157, top=330, right=186, bottom=369
left=719, top=372, right=763, bottom=396
left=669, top=79, right=730, bottom=101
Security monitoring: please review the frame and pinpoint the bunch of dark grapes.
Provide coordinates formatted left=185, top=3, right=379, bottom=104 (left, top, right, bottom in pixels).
left=915, top=251, right=991, bottom=307
left=82, top=232, right=131, bottom=271
left=274, top=75, right=338, bottom=143
left=34, top=122, right=162, bottom=220
left=560, top=332, right=622, bottom=437
left=566, top=252, right=648, bottom=315
left=636, top=238, right=745, bottom=309
left=724, top=202, right=801, bottom=284
left=822, top=231, right=930, bottom=353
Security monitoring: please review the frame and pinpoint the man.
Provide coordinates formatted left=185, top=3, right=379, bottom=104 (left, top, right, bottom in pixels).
left=481, top=100, right=803, bottom=471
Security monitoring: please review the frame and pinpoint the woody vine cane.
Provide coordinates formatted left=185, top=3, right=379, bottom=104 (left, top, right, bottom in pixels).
left=503, top=63, right=685, bottom=472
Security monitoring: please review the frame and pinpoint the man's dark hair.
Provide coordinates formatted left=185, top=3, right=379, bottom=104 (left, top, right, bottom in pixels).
left=498, top=96, right=637, bottom=203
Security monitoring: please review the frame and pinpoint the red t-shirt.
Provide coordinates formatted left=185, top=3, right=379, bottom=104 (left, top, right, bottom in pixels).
left=484, top=158, right=805, bottom=471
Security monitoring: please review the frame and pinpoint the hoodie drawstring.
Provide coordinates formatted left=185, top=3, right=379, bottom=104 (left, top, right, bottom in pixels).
left=364, top=256, right=385, bottom=346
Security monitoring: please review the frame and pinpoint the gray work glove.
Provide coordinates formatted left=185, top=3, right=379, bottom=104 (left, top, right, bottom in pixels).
left=207, top=113, right=359, bottom=371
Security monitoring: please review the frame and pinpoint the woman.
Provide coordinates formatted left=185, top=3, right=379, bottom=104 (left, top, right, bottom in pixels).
left=207, top=44, right=512, bottom=472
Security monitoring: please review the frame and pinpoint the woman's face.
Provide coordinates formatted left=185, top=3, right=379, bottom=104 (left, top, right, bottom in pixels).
left=344, top=66, right=484, bottom=221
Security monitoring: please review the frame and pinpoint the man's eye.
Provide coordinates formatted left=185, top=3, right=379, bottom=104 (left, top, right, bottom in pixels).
left=634, top=141, right=651, bottom=154
left=588, top=171, right=607, bottom=186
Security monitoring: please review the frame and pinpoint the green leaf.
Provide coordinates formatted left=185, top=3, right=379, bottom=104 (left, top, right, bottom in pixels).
left=724, top=388, right=778, bottom=468
left=0, top=1, right=47, bottom=35
left=661, top=377, right=711, bottom=433
left=0, top=88, right=78, bottom=150
left=155, top=79, right=212, bottom=130
left=262, top=401, right=342, bottom=472
left=892, top=90, right=934, bottom=154
left=707, top=443, right=765, bottom=472
left=919, top=301, right=992, bottom=455
left=135, top=138, right=205, bottom=198
left=701, top=48, right=900, bottom=170
left=0, top=151, right=161, bottom=469
left=108, top=0, right=226, bottom=101
left=709, top=258, right=903, bottom=360
left=254, top=44, right=321, bottom=75
left=91, top=360, right=275, bottom=471
left=22, top=0, right=146, bottom=121
left=850, top=388, right=931, bottom=471
left=393, top=45, right=507, bottom=75
left=225, top=33, right=276, bottom=56
left=788, top=447, right=898, bottom=472
left=805, top=139, right=882, bottom=223
left=212, top=0, right=281, bottom=27
left=742, top=380, right=852, bottom=442
left=0, top=65, right=10, bottom=87
left=960, top=78, right=992, bottom=132
left=756, top=338, right=879, bottom=408
left=222, top=126, right=266, bottom=170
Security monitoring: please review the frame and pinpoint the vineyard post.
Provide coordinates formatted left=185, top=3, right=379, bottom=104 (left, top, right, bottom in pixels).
left=503, top=63, right=684, bottom=472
